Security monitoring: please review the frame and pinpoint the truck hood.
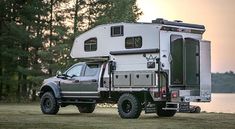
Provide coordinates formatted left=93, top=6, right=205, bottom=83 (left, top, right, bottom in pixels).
left=43, top=76, right=61, bottom=85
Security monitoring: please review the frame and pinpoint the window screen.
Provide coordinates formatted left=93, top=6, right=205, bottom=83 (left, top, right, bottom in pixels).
left=111, top=26, right=123, bottom=37
left=170, top=35, right=184, bottom=85
left=125, top=36, right=142, bottom=49
left=84, top=38, right=97, bottom=52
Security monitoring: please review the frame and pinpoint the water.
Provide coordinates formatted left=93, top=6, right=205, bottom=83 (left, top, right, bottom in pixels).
left=191, top=93, right=235, bottom=113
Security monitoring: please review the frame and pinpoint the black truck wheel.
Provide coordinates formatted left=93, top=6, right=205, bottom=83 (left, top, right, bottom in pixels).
left=77, top=103, right=96, bottom=113
left=156, top=102, right=176, bottom=117
left=40, top=92, right=59, bottom=114
left=117, top=93, right=142, bottom=119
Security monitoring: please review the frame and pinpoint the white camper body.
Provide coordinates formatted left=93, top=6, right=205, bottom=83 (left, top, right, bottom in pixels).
left=71, top=23, right=160, bottom=59
left=70, top=20, right=211, bottom=104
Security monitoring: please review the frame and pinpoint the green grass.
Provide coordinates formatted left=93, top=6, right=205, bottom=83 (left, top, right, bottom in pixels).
left=0, top=103, right=235, bottom=129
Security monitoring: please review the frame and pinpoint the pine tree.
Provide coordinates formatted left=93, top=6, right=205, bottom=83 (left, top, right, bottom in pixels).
left=0, top=0, right=142, bottom=101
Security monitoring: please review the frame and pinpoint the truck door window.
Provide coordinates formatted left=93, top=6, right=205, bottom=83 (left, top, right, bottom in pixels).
left=84, top=64, right=100, bottom=76
left=66, top=65, right=83, bottom=77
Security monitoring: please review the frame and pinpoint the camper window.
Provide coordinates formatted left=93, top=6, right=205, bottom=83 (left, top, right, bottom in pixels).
left=125, top=36, right=142, bottom=49
left=84, top=38, right=97, bottom=52
left=111, top=25, right=123, bottom=37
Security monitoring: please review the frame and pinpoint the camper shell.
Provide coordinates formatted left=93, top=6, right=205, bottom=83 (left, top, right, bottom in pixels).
left=39, top=19, right=211, bottom=118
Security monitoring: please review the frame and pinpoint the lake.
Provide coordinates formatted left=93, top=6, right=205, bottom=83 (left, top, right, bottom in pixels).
left=191, top=93, right=235, bottom=113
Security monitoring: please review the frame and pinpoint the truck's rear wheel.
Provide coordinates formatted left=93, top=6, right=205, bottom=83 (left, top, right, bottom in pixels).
left=118, top=93, right=142, bottom=119
left=40, top=92, right=59, bottom=114
left=156, top=102, right=176, bottom=117
left=77, top=103, right=96, bottom=113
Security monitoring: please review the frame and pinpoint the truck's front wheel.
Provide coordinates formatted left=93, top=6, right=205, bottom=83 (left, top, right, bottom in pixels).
left=40, top=92, right=59, bottom=114
left=77, top=103, right=96, bottom=113
left=156, top=102, right=176, bottom=117
left=118, top=93, right=142, bottom=119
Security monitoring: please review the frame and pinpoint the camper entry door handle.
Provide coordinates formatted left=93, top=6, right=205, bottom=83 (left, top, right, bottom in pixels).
left=91, top=79, right=97, bottom=82
left=169, top=53, right=173, bottom=63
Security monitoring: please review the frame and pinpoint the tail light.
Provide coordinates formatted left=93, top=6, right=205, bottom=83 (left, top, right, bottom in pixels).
left=161, top=86, right=166, bottom=94
left=171, top=91, right=178, bottom=98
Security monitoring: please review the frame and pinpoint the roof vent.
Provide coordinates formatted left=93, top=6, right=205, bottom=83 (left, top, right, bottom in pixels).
left=152, top=18, right=205, bottom=29
left=174, top=20, right=183, bottom=23
left=152, top=18, right=166, bottom=24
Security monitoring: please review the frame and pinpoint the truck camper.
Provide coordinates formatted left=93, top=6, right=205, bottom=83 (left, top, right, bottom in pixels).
left=39, top=18, right=211, bottom=118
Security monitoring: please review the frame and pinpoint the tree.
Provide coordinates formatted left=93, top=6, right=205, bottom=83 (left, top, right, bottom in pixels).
left=0, top=0, right=142, bottom=102
left=94, top=0, right=142, bottom=26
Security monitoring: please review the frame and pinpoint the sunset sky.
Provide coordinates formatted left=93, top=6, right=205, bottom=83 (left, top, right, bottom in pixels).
left=137, top=0, right=235, bottom=72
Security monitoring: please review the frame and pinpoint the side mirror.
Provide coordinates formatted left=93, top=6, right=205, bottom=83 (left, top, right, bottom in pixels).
left=56, top=70, right=62, bottom=76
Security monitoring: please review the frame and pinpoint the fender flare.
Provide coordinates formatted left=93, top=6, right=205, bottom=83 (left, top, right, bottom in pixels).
left=39, top=82, right=61, bottom=98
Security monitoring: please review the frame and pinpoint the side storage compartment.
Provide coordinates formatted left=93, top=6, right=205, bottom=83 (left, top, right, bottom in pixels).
left=114, top=73, right=131, bottom=87
left=113, top=71, right=155, bottom=87
left=132, top=73, right=153, bottom=86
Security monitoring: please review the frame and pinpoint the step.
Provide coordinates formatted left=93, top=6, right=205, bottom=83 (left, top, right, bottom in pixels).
left=145, top=107, right=156, bottom=114
left=59, top=100, right=96, bottom=104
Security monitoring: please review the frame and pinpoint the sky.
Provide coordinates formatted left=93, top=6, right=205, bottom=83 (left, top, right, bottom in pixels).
left=136, top=0, right=235, bottom=72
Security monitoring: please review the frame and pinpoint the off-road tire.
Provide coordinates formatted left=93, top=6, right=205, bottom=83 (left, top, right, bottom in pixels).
left=156, top=102, right=176, bottom=117
left=40, top=92, right=59, bottom=114
left=77, top=103, right=96, bottom=113
left=117, top=93, right=142, bottom=119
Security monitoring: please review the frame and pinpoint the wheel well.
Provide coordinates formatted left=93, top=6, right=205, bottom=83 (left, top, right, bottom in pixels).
left=39, top=86, right=53, bottom=98
left=130, top=92, right=153, bottom=103
left=116, top=92, right=153, bottom=104
left=98, top=91, right=154, bottom=104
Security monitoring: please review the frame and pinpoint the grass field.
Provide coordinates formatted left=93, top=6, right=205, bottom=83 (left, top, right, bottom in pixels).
left=0, top=103, right=235, bottom=129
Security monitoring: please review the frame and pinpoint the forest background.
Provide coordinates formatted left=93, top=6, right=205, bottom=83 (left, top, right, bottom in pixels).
left=0, top=0, right=233, bottom=102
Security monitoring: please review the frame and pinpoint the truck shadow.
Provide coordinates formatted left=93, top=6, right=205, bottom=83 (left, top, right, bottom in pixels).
left=57, top=112, right=204, bottom=121
left=57, top=112, right=118, bottom=118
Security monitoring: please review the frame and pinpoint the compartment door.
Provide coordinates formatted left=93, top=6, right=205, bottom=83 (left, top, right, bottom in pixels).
left=200, top=40, right=211, bottom=100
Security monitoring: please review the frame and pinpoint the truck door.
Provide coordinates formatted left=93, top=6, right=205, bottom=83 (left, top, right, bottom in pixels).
left=60, top=63, right=100, bottom=98
left=77, top=63, right=100, bottom=97
left=60, top=64, right=84, bottom=97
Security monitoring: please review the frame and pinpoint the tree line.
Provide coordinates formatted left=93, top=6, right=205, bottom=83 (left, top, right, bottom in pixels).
left=0, top=0, right=142, bottom=102
left=212, top=71, right=235, bottom=93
